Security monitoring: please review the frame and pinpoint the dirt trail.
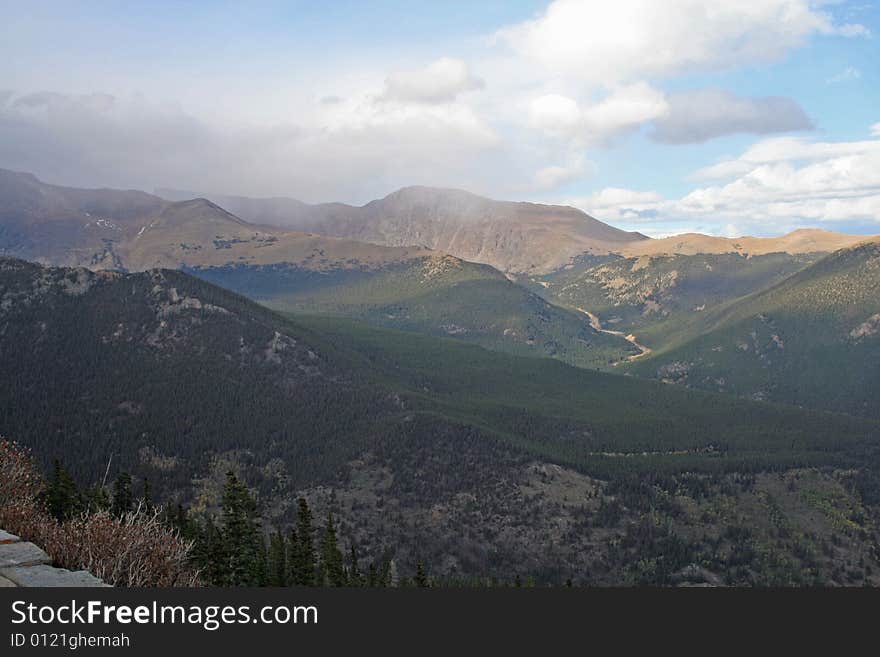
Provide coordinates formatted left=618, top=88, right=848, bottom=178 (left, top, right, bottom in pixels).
left=576, top=307, right=652, bottom=361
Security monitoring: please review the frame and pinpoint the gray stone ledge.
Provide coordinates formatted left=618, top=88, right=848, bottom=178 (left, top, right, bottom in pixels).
left=0, top=528, right=109, bottom=587
left=1, top=564, right=108, bottom=587
left=0, top=529, right=21, bottom=544
left=0, top=541, right=51, bottom=568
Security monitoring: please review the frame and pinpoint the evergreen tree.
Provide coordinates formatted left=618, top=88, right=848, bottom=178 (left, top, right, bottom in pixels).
left=84, top=484, right=110, bottom=514
left=291, top=498, right=316, bottom=586
left=45, top=459, right=80, bottom=521
left=141, top=478, right=154, bottom=513
left=219, top=471, right=261, bottom=586
left=319, top=512, right=346, bottom=586
left=268, top=529, right=288, bottom=587
left=169, top=505, right=190, bottom=536
left=347, top=545, right=362, bottom=587
left=254, top=537, right=269, bottom=587
left=285, top=527, right=298, bottom=586
left=193, top=516, right=226, bottom=586
left=111, top=472, right=133, bottom=517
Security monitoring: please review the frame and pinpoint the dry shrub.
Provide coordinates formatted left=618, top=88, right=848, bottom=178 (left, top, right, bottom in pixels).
left=0, top=439, right=45, bottom=533
left=0, top=438, right=200, bottom=587
left=0, top=439, right=42, bottom=511
left=49, top=506, right=200, bottom=587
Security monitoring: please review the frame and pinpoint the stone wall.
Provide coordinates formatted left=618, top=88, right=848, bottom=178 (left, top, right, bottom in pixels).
left=0, top=529, right=108, bottom=587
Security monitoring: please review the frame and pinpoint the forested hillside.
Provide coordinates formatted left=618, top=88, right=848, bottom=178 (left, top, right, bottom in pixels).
left=3, top=257, right=880, bottom=584
left=189, top=255, right=636, bottom=369
left=630, top=242, right=880, bottom=418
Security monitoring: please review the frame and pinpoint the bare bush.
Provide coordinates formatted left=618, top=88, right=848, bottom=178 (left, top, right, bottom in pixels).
left=0, top=438, right=200, bottom=587
left=50, top=505, right=200, bottom=587
left=0, top=438, right=42, bottom=510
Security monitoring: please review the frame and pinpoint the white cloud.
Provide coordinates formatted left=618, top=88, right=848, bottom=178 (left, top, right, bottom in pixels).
left=651, top=89, right=813, bottom=144
left=579, top=187, right=665, bottom=210
left=691, top=135, right=880, bottom=180
left=527, top=94, right=582, bottom=139
left=872, top=123, right=880, bottom=138
left=528, top=94, right=582, bottom=137
left=581, top=83, right=668, bottom=141
left=380, top=57, right=484, bottom=104
left=497, top=1, right=856, bottom=188
left=0, top=2, right=870, bottom=204
left=528, top=83, right=668, bottom=144
left=573, top=126, right=880, bottom=234
left=534, top=153, right=593, bottom=189
left=496, top=0, right=865, bottom=85
left=0, top=90, right=503, bottom=202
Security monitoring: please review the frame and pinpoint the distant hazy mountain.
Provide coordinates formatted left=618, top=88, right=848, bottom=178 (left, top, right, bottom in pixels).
left=616, top=229, right=874, bottom=258
left=0, top=168, right=635, bottom=365
left=0, top=168, right=429, bottom=272
left=157, top=185, right=649, bottom=274
left=157, top=184, right=878, bottom=274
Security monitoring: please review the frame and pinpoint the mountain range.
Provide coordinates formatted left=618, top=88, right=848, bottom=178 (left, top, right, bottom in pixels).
left=4, top=167, right=880, bottom=398
left=3, top=166, right=880, bottom=584
left=156, top=184, right=875, bottom=273
left=157, top=185, right=648, bottom=274
left=3, top=257, right=879, bottom=584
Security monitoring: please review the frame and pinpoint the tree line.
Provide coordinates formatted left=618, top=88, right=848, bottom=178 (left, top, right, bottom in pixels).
left=44, top=460, right=431, bottom=587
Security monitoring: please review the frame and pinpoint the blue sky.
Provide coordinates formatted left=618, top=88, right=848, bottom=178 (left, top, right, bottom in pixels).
left=1, top=0, right=878, bottom=236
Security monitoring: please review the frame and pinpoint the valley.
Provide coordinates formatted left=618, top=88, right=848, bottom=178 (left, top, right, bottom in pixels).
left=3, top=257, right=880, bottom=584
left=2, top=169, right=880, bottom=586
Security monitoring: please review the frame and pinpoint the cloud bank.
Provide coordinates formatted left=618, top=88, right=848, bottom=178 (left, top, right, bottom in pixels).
left=381, top=58, right=484, bottom=104
left=0, top=0, right=871, bottom=235
left=650, top=89, right=814, bottom=144
left=577, top=125, right=880, bottom=236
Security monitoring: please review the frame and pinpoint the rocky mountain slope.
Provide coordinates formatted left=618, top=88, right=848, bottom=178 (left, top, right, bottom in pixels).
left=533, top=252, right=823, bottom=349
left=158, top=185, right=876, bottom=273
left=628, top=242, right=880, bottom=418
left=0, top=168, right=635, bottom=366
left=158, top=185, right=648, bottom=274
left=191, top=254, right=637, bottom=369
left=4, top=258, right=880, bottom=583
left=616, top=229, right=876, bottom=258
left=0, top=168, right=431, bottom=272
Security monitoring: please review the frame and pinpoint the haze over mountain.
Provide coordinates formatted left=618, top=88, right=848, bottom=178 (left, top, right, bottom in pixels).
left=616, top=230, right=876, bottom=258
left=0, top=168, right=431, bottom=272
left=157, top=185, right=649, bottom=274
left=0, top=168, right=636, bottom=366
left=157, top=184, right=877, bottom=273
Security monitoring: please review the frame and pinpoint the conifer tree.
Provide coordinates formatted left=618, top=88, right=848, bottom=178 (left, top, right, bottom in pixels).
left=285, top=527, right=298, bottom=585
left=268, top=528, right=288, bottom=587
left=320, top=512, right=346, bottom=586
left=141, top=478, right=153, bottom=513
left=45, top=459, right=80, bottom=521
left=219, top=471, right=261, bottom=586
left=347, top=545, right=362, bottom=587
left=291, top=497, right=316, bottom=586
left=84, top=484, right=110, bottom=514
left=111, top=472, right=133, bottom=517
left=195, top=516, right=226, bottom=586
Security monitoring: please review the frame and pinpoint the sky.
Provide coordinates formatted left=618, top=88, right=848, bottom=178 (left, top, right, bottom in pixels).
left=1, top=0, right=878, bottom=237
